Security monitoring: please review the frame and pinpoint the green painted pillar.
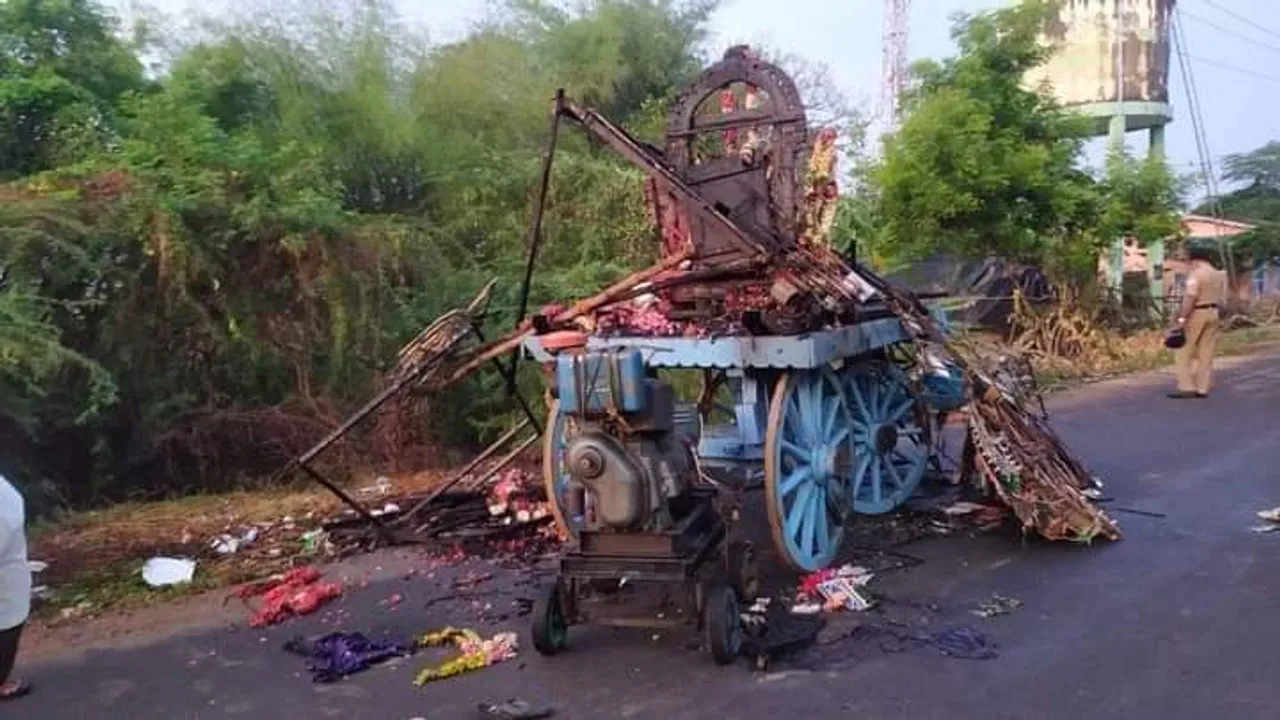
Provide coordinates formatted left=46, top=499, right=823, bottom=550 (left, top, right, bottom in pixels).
left=1149, top=124, right=1166, bottom=160
left=1149, top=238, right=1165, bottom=318
left=1107, top=113, right=1127, bottom=292
left=1147, top=125, right=1167, bottom=319
left=1108, top=112, right=1127, bottom=153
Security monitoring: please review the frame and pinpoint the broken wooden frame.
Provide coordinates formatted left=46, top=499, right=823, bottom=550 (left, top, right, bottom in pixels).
left=285, top=80, right=1115, bottom=547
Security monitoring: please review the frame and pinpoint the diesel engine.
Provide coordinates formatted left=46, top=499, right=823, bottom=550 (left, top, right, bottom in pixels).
left=554, top=348, right=695, bottom=532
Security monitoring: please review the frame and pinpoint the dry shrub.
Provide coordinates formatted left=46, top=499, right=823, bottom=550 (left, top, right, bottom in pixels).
left=143, top=404, right=356, bottom=497
left=1223, top=297, right=1280, bottom=330
left=1007, top=285, right=1120, bottom=372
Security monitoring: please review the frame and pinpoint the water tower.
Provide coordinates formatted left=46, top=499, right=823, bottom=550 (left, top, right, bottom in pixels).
left=1028, top=0, right=1176, bottom=299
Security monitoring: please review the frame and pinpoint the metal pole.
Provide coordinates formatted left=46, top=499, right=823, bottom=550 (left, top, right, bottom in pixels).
left=393, top=417, right=533, bottom=526
left=296, top=370, right=429, bottom=467
left=298, top=462, right=392, bottom=537
left=507, top=89, right=566, bottom=394
left=472, top=324, right=543, bottom=435
left=415, top=432, right=542, bottom=535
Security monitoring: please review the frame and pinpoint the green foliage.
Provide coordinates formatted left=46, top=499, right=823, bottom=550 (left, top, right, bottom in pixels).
left=1097, top=149, right=1183, bottom=247
left=867, top=0, right=1181, bottom=283
left=0, top=0, right=147, bottom=177
left=0, top=0, right=715, bottom=511
left=1197, top=142, right=1280, bottom=263
left=872, top=1, right=1092, bottom=270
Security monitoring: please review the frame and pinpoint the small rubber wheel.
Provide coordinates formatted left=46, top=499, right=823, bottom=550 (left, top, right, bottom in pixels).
left=727, top=540, right=760, bottom=603
left=705, top=582, right=742, bottom=665
left=532, top=580, right=569, bottom=656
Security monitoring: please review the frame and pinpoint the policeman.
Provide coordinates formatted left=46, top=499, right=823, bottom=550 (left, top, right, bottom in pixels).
left=1169, top=245, right=1228, bottom=399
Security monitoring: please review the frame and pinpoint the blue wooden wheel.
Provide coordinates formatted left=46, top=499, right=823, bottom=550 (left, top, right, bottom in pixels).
left=764, top=368, right=855, bottom=573
left=842, top=360, right=932, bottom=515
left=542, top=400, right=583, bottom=539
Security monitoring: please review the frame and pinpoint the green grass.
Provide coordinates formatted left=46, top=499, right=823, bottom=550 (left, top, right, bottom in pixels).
left=33, top=558, right=220, bottom=623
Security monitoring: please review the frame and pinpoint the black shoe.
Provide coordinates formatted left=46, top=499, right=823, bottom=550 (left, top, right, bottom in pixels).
left=1168, top=391, right=1197, bottom=399
left=1195, top=392, right=1208, bottom=399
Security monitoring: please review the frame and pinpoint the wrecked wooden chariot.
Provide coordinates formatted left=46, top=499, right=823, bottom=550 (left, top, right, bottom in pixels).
left=287, top=47, right=1116, bottom=666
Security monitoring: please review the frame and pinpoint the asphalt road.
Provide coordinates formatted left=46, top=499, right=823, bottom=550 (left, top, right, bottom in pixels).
left=13, top=346, right=1280, bottom=720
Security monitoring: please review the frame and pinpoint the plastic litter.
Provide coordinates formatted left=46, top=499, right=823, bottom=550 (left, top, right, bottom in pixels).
left=300, top=529, right=332, bottom=556
left=211, top=528, right=260, bottom=555
left=477, top=699, right=555, bottom=719
left=142, top=557, right=196, bottom=587
left=357, top=476, right=395, bottom=498
left=1257, top=506, right=1280, bottom=523
left=799, top=564, right=875, bottom=612
left=971, top=593, right=1022, bottom=618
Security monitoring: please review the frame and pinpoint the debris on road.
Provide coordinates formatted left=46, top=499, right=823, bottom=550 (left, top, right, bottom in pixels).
left=930, top=626, right=998, bottom=660
left=142, top=557, right=196, bottom=588
left=211, top=527, right=259, bottom=555
left=413, top=627, right=519, bottom=685
left=971, top=594, right=1023, bottom=618
left=963, top=371, right=1121, bottom=542
left=232, top=566, right=343, bottom=627
left=856, top=623, right=998, bottom=661
left=283, top=631, right=411, bottom=683
left=1252, top=506, right=1280, bottom=533
left=300, top=529, right=333, bottom=556
left=477, top=699, right=556, bottom=720
left=741, top=601, right=825, bottom=672
left=798, top=565, right=876, bottom=613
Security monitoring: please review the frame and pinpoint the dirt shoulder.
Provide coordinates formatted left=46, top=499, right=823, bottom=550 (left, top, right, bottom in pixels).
left=20, top=546, right=427, bottom=666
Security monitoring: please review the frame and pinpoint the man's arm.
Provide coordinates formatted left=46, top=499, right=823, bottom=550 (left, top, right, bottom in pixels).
left=1175, top=273, right=1199, bottom=327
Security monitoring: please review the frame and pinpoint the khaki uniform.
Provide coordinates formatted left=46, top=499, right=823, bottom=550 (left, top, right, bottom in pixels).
left=1175, top=263, right=1228, bottom=394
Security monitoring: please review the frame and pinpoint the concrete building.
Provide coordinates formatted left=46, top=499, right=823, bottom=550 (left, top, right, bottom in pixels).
left=1164, top=215, right=1279, bottom=306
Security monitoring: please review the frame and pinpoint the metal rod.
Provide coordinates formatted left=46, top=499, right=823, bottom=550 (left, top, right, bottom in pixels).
left=508, top=89, right=565, bottom=394
left=298, top=462, right=392, bottom=536
left=394, top=417, right=533, bottom=526
left=461, top=431, right=541, bottom=492
left=438, top=250, right=693, bottom=387
left=297, top=371, right=425, bottom=466
left=561, top=102, right=774, bottom=261
left=472, top=323, right=543, bottom=435
left=414, top=432, right=541, bottom=536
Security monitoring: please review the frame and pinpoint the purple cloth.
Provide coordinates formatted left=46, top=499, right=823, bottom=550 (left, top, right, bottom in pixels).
left=284, top=632, right=410, bottom=683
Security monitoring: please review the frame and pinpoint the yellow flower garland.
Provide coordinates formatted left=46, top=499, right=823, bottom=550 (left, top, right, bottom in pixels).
left=413, top=627, right=519, bottom=686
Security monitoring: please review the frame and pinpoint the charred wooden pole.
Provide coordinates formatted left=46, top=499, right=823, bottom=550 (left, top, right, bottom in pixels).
left=436, top=250, right=694, bottom=387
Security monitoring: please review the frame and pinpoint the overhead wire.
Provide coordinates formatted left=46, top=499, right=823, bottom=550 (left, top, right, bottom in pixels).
left=1175, top=52, right=1280, bottom=84
left=1192, top=0, right=1280, bottom=46
left=1178, top=7, right=1280, bottom=56
left=1172, top=6, right=1236, bottom=277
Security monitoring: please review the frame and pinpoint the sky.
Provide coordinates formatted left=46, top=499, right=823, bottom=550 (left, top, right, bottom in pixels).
left=108, top=0, right=1280, bottom=190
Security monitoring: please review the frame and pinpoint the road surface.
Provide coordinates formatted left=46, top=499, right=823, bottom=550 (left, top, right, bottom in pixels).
left=14, top=346, right=1280, bottom=720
